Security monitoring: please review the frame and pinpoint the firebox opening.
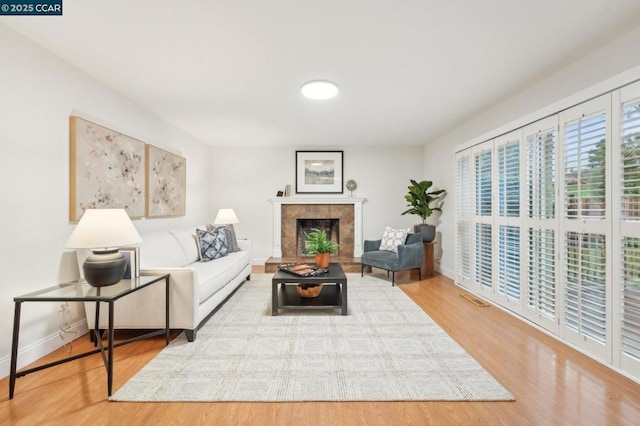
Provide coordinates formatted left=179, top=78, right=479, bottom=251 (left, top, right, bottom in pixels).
left=296, top=218, right=340, bottom=257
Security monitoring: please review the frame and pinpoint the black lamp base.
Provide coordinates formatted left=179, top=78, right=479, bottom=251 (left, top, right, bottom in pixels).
left=83, top=249, right=127, bottom=287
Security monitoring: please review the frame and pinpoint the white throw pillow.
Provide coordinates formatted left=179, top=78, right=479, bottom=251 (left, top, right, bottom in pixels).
left=379, top=226, right=410, bottom=253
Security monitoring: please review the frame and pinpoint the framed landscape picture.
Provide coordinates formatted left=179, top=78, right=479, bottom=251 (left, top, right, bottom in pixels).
left=69, top=116, right=146, bottom=222
left=295, top=150, right=344, bottom=194
left=146, top=145, right=187, bottom=217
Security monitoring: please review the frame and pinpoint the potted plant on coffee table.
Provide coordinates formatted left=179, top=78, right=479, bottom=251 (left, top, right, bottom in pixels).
left=401, top=179, right=446, bottom=242
left=303, top=228, right=338, bottom=268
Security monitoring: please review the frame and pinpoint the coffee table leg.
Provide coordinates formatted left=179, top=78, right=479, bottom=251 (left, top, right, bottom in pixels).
left=272, top=281, right=278, bottom=316
left=341, top=281, right=348, bottom=315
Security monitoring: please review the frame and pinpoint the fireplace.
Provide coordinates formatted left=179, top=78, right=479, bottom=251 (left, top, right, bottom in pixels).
left=270, top=197, right=366, bottom=258
left=296, top=218, right=340, bottom=256
left=281, top=204, right=353, bottom=258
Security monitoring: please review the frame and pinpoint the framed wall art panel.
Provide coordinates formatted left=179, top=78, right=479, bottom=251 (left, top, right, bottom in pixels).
left=69, top=116, right=146, bottom=222
left=295, top=150, right=344, bottom=194
left=145, top=145, right=187, bottom=217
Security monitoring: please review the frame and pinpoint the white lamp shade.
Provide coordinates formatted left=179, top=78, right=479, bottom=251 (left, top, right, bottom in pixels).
left=213, top=208, right=240, bottom=225
left=65, top=209, right=142, bottom=249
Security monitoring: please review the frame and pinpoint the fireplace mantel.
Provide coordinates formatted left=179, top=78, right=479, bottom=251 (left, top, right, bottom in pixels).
left=270, top=197, right=367, bottom=258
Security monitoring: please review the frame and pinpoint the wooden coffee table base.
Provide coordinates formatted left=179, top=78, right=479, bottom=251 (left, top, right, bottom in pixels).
left=271, top=263, right=347, bottom=316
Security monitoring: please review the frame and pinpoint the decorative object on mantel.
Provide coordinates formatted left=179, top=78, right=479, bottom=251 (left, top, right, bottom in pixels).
left=146, top=145, right=186, bottom=217
left=69, top=116, right=146, bottom=222
left=295, top=150, right=344, bottom=194
left=346, top=179, right=357, bottom=196
left=401, top=179, right=446, bottom=242
left=303, top=228, right=338, bottom=268
left=65, top=209, right=142, bottom=287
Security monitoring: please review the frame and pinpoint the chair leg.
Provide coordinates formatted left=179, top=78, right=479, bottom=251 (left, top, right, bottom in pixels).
left=392, top=271, right=395, bottom=286
left=418, top=268, right=422, bottom=281
left=361, top=264, right=364, bottom=277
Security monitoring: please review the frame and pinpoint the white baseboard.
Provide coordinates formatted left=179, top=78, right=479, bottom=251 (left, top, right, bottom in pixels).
left=0, top=319, right=89, bottom=380
left=438, top=265, right=454, bottom=280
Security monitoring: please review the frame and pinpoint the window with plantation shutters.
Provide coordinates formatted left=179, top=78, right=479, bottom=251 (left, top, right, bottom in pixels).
left=475, top=223, right=492, bottom=289
left=457, top=155, right=472, bottom=216
left=564, top=113, right=607, bottom=219
left=456, top=154, right=472, bottom=283
left=621, top=99, right=640, bottom=219
left=622, top=237, right=640, bottom=360
left=455, top=81, right=640, bottom=381
left=475, top=151, right=492, bottom=216
left=527, top=228, right=555, bottom=318
left=565, top=232, right=607, bottom=343
left=498, top=225, right=520, bottom=300
left=498, top=142, right=520, bottom=217
left=528, top=129, right=556, bottom=219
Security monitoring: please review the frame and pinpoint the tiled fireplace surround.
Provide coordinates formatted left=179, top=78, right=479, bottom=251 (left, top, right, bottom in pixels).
left=282, top=204, right=354, bottom=257
left=270, top=197, right=366, bottom=262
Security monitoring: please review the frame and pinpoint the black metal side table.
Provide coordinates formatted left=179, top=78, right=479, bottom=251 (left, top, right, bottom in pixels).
left=9, top=273, right=170, bottom=399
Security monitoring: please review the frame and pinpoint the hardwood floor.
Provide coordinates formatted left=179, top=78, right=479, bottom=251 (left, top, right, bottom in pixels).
left=2, top=267, right=640, bottom=425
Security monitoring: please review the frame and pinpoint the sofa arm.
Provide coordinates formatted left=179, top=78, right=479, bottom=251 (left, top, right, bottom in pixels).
left=364, top=239, right=382, bottom=252
left=84, top=267, right=199, bottom=330
left=397, top=242, right=424, bottom=270
left=132, top=267, right=198, bottom=328
left=237, top=239, right=252, bottom=256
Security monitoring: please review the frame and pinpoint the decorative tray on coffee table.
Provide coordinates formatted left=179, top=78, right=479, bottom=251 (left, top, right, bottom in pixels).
left=277, top=262, right=328, bottom=277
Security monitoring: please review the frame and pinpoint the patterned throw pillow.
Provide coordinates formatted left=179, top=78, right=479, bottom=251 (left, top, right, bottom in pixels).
left=379, top=226, right=410, bottom=253
left=196, top=227, right=228, bottom=261
left=209, top=224, right=239, bottom=252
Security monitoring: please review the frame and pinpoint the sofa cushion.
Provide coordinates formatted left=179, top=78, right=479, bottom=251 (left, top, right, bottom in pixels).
left=138, top=230, right=189, bottom=268
left=192, top=250, right=251, bottom=303
left=379, top=226, right=410, bottom=253
left=196, top=227, right=229, bottom=261
left=170, top=227, right=204, bottom=264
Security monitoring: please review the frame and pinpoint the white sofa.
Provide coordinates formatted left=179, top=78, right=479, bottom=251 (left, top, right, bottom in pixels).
left=84, top=226, right=252, bottom=341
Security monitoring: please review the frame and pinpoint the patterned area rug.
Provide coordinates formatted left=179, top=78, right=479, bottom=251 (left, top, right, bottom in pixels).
left=110, top=274, right=514, bottom=402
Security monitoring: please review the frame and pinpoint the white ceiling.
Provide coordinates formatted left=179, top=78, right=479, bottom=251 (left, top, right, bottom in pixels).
left=4, top=0, right=640, bottom=147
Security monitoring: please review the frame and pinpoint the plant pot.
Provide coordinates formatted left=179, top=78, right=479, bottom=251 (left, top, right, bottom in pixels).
left=414, top=224, right=436, bottom=243
left=315, top=252, right=330, bottom=268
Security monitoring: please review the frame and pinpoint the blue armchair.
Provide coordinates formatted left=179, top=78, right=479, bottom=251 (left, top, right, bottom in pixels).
left=360, top=233, right=424, bottom=286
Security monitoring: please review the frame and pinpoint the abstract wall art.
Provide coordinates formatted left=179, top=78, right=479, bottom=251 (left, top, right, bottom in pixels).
left=69, top=116, right=146, bottom=222
left=146, top=144, right=187, bottom=217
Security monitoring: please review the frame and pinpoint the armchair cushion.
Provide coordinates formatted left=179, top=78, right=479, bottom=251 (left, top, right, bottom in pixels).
left=379, top=226, right=410, bottom=252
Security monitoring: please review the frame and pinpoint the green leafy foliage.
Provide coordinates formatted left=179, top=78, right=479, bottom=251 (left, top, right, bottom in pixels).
left=401, top=179, right=446, bottom=223
left=303, top=228, right=338, bottom=254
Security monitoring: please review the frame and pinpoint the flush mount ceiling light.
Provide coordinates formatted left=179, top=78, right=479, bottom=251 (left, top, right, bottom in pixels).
left=301, top=80, right=339, bottom=100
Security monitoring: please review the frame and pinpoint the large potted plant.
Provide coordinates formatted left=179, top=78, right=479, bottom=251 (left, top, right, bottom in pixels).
left=304, top=228, right=338, bottom=268
left=401, top=179, right=446, bottom=242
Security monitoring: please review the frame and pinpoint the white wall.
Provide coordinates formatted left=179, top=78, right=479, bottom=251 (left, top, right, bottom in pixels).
left=210, top=146, right=425, bottom=262
left=425, top=25, right=640, bottom=279
left=0, top=24, right=214, bottom=377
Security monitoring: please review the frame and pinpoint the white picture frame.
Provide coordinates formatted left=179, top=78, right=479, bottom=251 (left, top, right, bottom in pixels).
left=119, top=246, right=140, bottom=279
left=295, top=150, right=344, bottom=194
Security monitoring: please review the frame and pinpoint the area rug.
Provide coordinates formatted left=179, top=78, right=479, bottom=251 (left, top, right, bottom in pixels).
left=110, top=274, right=513, bottom=402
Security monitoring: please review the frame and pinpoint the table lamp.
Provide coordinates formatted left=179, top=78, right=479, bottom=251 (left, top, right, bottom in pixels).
left=65, top=209, right=142, bottom=287
left=213, top=208, right=239, bottom=227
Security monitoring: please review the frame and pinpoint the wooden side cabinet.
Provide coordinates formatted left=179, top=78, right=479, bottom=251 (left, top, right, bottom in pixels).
left=422, top=242, right=435, bottom=277
left=411, top=242, right=435, bottom=279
